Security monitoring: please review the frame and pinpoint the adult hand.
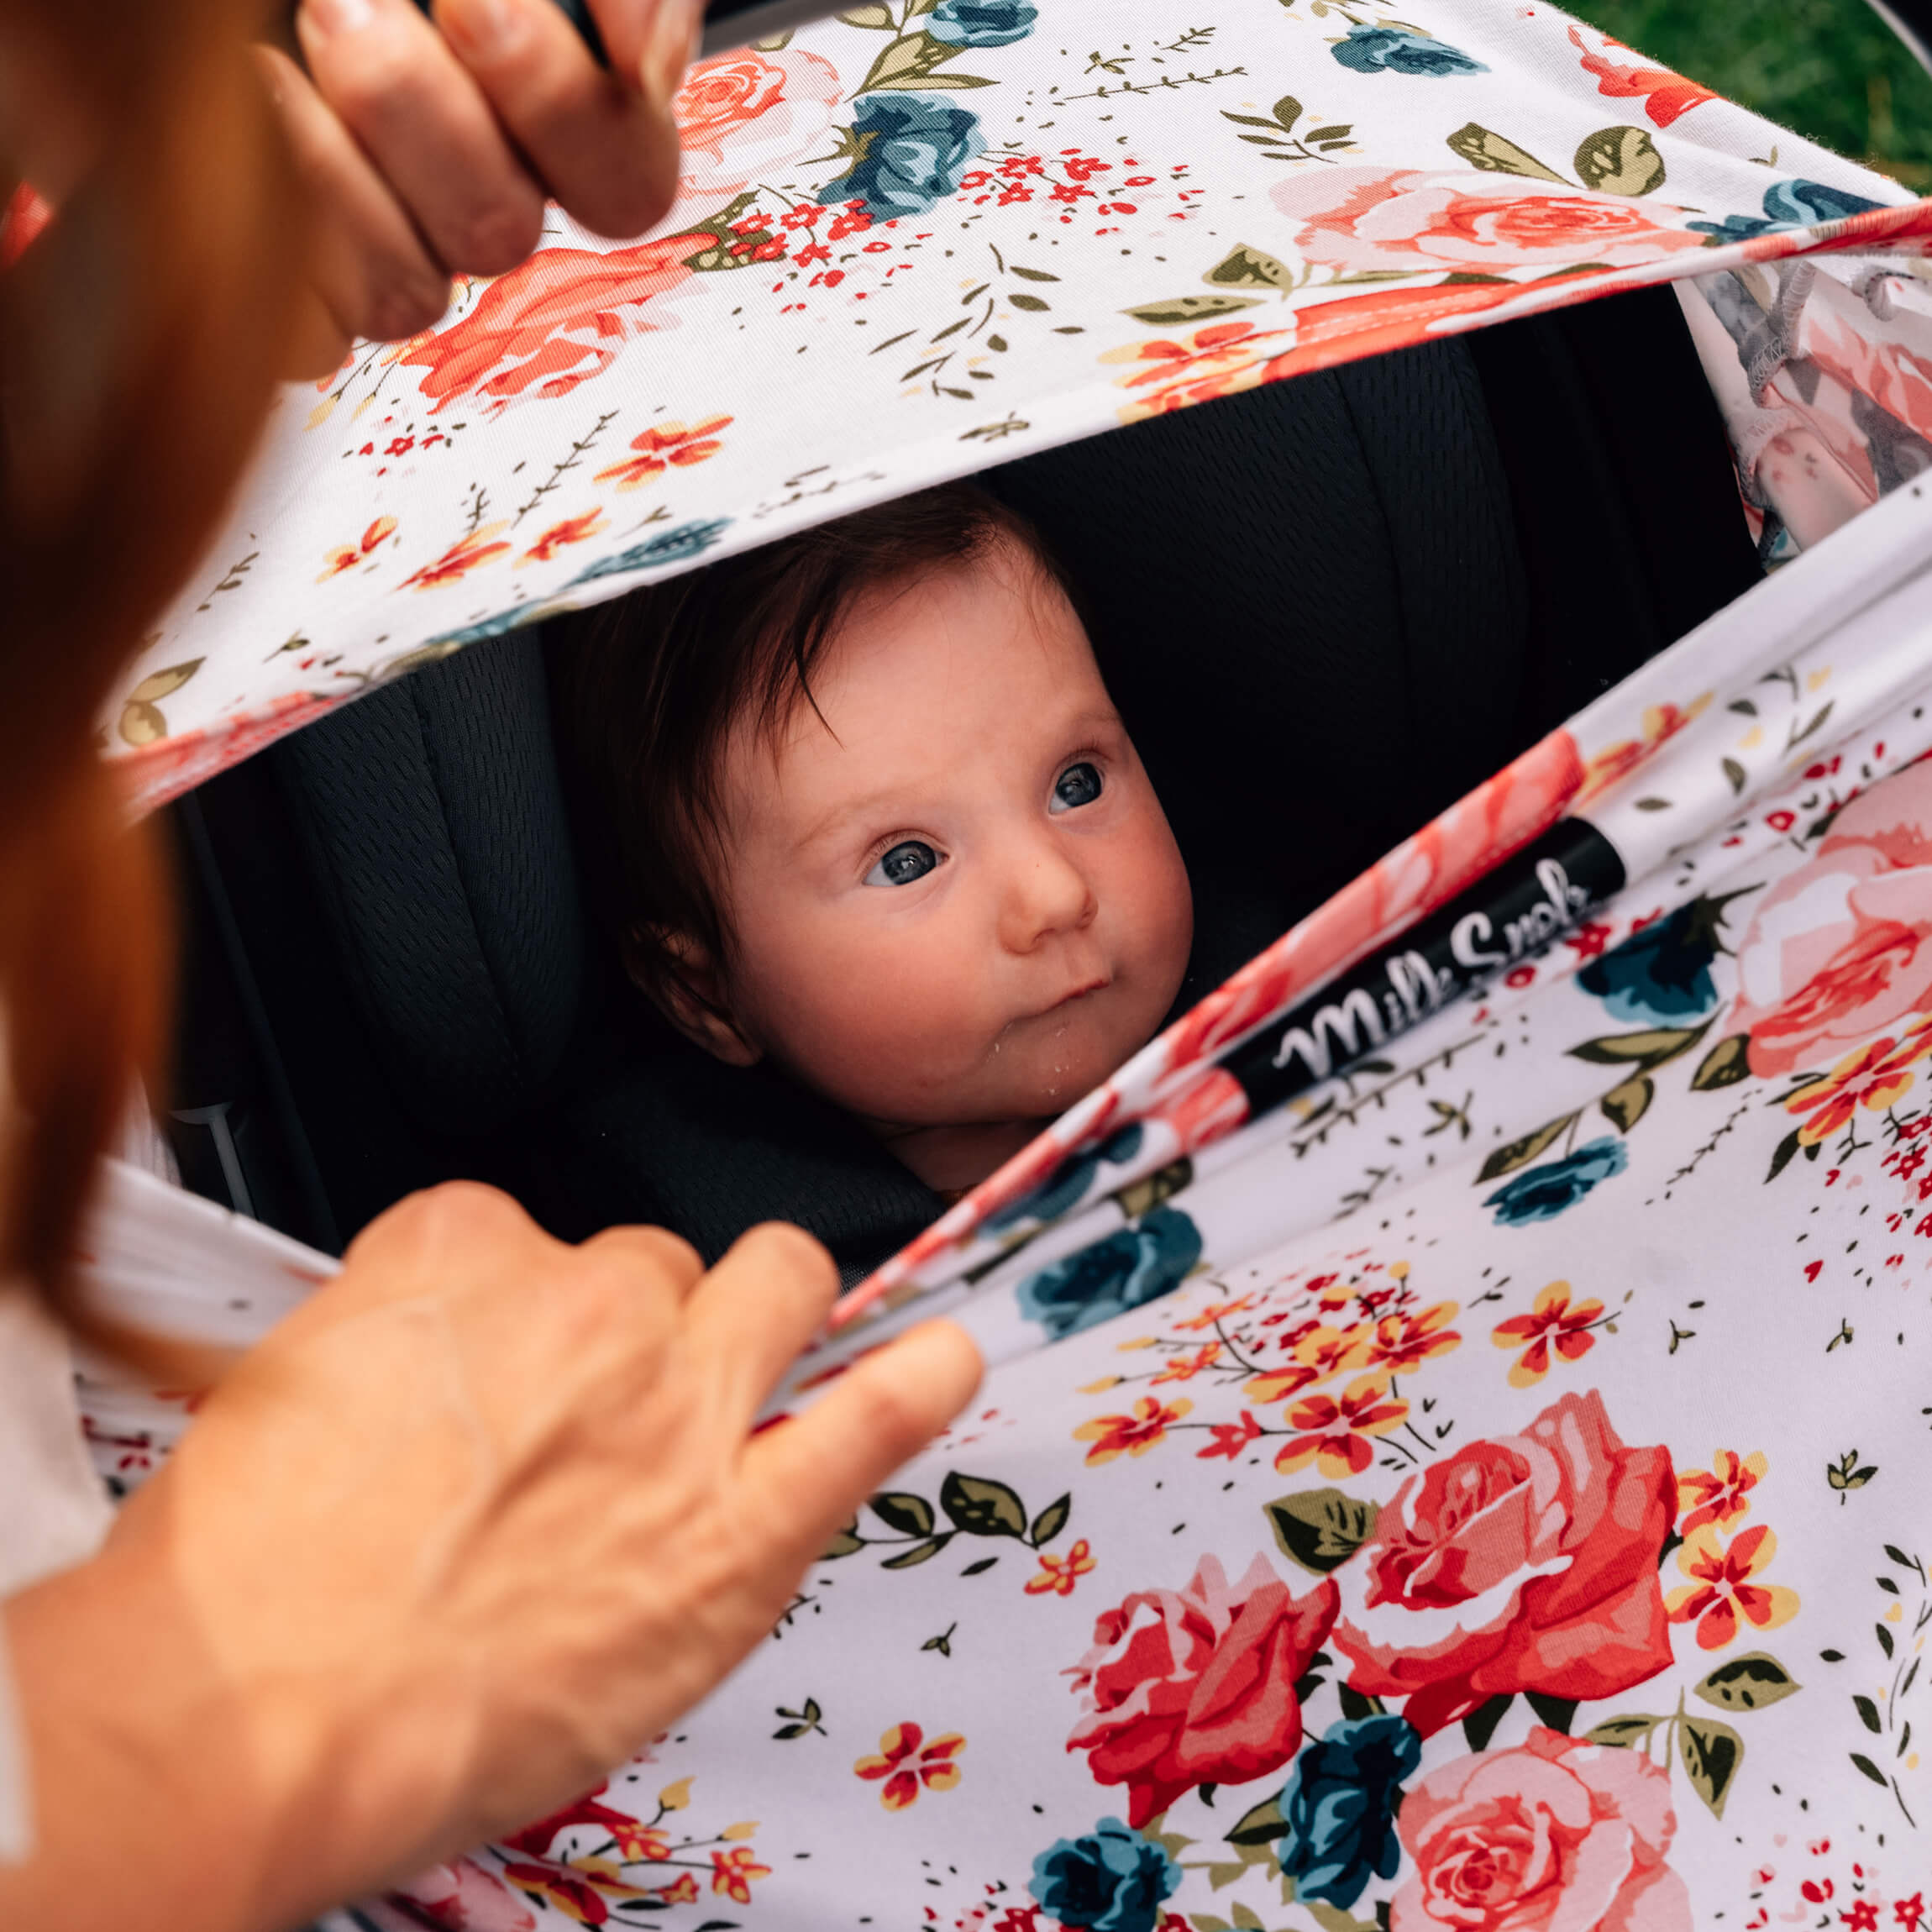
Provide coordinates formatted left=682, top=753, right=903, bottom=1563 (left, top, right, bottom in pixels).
left=260, top=0, right=697, bottom=356
left=1, top=1185, right=979, bottom=1932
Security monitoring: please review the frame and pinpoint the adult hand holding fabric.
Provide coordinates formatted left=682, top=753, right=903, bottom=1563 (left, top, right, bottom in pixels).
left=259, top=0, right=700, bottom=355
left=0, top=1184, right=980, bottom=1932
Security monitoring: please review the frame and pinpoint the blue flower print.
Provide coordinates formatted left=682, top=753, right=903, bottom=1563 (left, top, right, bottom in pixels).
left=1029, top=1818, right=1179, bottom=1932
left=1690, top=177, right=1886, bottom=243
left=1016, top=1205, right=1201, bottom=1341
left=1578, top=900, right=1725, bottom=1026
left=818, top=96, right=982, bottom=223
left=1331, top=25, right=1488, bottom=76
left=565, top=518, right=732, bottom=587
left=985, top=1123, right=1145, bottom=1232
left=1485, top=1137, right=1629, bottom=1226
left=1763, top=179, right=1885, bottom=226
left=1278, top=1715, right=1422, bottom=1908
left=927, top=0, right=1037, bottom=48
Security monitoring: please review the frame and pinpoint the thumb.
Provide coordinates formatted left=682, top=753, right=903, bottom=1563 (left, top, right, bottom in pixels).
left=739, top=1320, right=983, bottom=1567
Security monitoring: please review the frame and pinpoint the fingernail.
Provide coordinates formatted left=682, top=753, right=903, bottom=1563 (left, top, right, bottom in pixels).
left=302, top=0, right=378, bottom=37
left=444, top=0, right=518, bottom=55
left=642, top=0, right=702, bottom=109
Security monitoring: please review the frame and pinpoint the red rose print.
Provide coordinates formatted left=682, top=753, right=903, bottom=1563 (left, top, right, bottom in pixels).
left=401, top=238, right=704, bottom=412
left=1332, top=1390, right=1674, bottom=1736
left=1066, top=1552, right=1338, bottom=1826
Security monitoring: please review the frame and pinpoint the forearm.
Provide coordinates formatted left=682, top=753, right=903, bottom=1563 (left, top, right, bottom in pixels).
left=1, top=1541, right=323, bottom=1932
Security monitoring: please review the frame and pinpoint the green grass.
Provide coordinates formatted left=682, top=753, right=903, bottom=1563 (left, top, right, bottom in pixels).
left=1562, top=0, right=1932, bottom=188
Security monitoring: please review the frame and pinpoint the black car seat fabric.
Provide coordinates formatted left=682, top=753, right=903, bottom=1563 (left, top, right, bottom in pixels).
left=178, top=287, right=1764, bottom=1277
left=273, top=629, right=586, bottom=1139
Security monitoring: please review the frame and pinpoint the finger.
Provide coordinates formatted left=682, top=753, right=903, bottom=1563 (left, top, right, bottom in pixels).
left=257, top=46, right=451, bottom=341
left=333, top=1180, right=554, bottom=1308
left=681, top=1221, right=839, bottom=1418
left=283, top=282, right=356, bottom=383
left=296, top=0, right=546, bottom=277
left=743, top=1320, right=984, bottom=1563
left=577, top=1223, right=706, bottom=1301
left=437, top=0, right=686, bottom=239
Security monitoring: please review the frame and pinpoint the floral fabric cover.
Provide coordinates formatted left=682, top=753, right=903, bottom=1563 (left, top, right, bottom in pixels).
left=71, top=3, right=1932, bottom=1926
left=106, top=0, right=1931, bottom=811
left=272, top=464, right=1932, bottom=1932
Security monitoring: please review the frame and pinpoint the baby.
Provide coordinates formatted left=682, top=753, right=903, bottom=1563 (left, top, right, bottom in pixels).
left=549, top=483, right=1194, bottom=1196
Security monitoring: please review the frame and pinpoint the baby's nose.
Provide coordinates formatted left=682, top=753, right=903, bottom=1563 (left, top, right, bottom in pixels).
left=1000, top=841, right=1098, bottom=952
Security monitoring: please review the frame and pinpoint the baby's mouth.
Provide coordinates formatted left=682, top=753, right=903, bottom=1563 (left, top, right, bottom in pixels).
left=1039, top=976, right=1110, bottom=1017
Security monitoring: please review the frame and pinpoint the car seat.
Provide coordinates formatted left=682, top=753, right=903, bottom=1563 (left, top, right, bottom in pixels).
left=165, top=284, right=1763, bottom=1282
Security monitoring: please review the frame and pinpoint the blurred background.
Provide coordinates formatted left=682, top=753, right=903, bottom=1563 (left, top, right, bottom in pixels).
left=1566, top=0, right=1932, bottom=189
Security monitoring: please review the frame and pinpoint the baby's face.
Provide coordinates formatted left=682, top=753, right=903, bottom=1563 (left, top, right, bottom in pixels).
left=711, top=545, right=1193, bottom=1143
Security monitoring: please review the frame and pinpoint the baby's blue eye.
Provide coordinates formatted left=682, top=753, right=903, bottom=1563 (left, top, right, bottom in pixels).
left=865, top=840, right=942, bottom=888
left=1050, top=762, right=1104, bottom=814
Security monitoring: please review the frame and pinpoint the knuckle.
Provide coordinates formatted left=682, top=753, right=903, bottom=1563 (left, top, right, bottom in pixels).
left=363, top=274, right=453, bottom=342
left=315, top=29, right=426, bottom=129
left=732, top=1221, right=838, bottom=1297
left=440, top=195, right=543, bottom=276
left=376, top=1179, right=533, bottom=1265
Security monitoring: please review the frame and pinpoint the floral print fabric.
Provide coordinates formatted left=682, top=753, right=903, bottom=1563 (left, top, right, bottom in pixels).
left=102, top=0, right=1929, bottom=812
left=253, top=394, right=1932, bottom=1932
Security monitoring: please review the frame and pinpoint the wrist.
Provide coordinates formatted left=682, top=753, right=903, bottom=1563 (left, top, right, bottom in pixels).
left=2, top=1536, right=276, bottom=1932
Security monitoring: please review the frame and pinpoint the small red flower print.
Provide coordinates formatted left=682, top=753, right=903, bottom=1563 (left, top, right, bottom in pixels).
left=1291, top=1321, right=1378, bottom=1385
left=853, top=1722, right=965, bottom=1810
left=1786, top=1026, right=1932, bottom=1145
left=1198, top=1410, right=1264, bottom=1462
left=501, top=1782, right=659, bottom=1861
left=319, top=514, right=398, bottom=580
left=1666, top=1523, right=1800, bottom=1650
left=1174, top=1294, right=1254, bottom=1333
left=1897, top=1895, right=1927, bottom=1931
left=1274, top=1374, right=1409, bottom=1478
left=1026, top=1539, right=1097, bottom=1598
left=655, top=1875, right=699, bottom=1905
left=1152, top=1342, right=1222, bottom=1384
left=708, top=1846, right=772, bottom=1903
left=594, top=415, right=733, bottom=491
left=1074, top=1396, right=1192, bottom=1467
left=401, top=522, right=512, bottom=591
left=503, top=1862, right=615, bottom=1923
left=519, top=508, right=607, bottom=565
left=1490, top=1280, right=1606, bottom=1388
left=1844, top=1904, right=1882, bottom=1932
left=1105, top=319, right=1299, bottom=422
left=1577, top=698, right=1711, bottom=805
left=1676, top=1449, right=1767, bottom=1535
left=1366, top=1300, right=1462, bottom=1375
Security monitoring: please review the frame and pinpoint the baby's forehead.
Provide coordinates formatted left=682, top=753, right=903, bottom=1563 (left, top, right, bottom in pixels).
left=721, top=546, right=1111, bottom=818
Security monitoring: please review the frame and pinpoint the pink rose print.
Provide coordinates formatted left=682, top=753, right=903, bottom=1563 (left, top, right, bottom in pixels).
left=1269, top=166, right=1709, bottom=279
left=1331, top=1391, right=1675, bottom=1737
left=670, top=49, right=843, bottom=207
left=1066, top=1552, right=1337, bottom=1827
left=401, top=237, right=702, bottom=412
left=398, top=1858, right=538, bottom=1931
left=1728, top=761, right=1932, bottom=1077
left=1392, top=1728, right=1692, bottom=1931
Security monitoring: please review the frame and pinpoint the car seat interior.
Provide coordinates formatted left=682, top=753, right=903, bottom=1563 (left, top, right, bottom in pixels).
left=163, top=283, right=1765, bottom=1282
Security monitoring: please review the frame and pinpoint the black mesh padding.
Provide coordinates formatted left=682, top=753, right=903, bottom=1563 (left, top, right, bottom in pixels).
left=272, top=632, right=585, bottom=1140
left=559, top=1042, right=945, bottom=1283
left=990, top=336, right=1529, bottom=963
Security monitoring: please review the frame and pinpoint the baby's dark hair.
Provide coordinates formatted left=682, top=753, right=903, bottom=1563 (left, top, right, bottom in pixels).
left=547, top=480, right=1076, bottom=1011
